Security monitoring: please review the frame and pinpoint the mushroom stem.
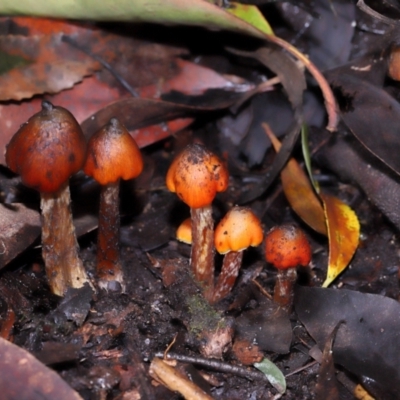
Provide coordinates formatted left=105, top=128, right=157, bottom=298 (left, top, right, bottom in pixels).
left=211, top=251, right=243, bottom=303
left=41, top=183, right=89, bottom=296
left=190, top=206, right=215, bottom=291
left=273, top=268, right=297, bottom=311
left=97, top=179, right=124, bottom=290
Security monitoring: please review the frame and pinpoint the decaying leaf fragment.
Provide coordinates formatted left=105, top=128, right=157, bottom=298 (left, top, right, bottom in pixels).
left=325, top=69, right=400, bottom=176
left=314, top=321, right=343, bottom=400
left=295, top=286, right=400, bottom=399
left=314, top=127, right=400, bottom=232
left=231, top=45, right=306, bottom=203
left=149, top=357, right=213, bottom=400
left=0, top=336, right=83, bottom=400
left=0, top=203, right=40, bottom=269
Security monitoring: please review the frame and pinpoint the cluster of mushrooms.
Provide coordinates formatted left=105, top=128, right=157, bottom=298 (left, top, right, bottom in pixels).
left=166, top=143, right=312, bottom=309
left=6, top=101, right=143, bottom=295
left=5, top=102, right=312, bottom=310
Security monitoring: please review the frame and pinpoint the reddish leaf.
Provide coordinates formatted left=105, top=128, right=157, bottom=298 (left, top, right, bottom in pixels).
left=0, top=308, right=15, bottom=341
left=0, top=28, right=249, bottom=163
left=0, top=76, right=122, bottom=165
left=3, top=16, right=89, bottom=35
left=131, top=118, right=193, bottom=148
left=138, top=58, right=248, bottom=98
left=0, top=34, right=100, bottom=100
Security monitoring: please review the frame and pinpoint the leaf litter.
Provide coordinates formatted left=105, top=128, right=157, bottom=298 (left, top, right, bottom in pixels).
left=0, top=1, right=400, bottom=399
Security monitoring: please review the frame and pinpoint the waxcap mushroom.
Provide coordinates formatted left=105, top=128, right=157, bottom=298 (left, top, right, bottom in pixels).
left=176, top=218, right=192, bottom=245
left=5, top=100, right=89, bottom=296
left=214, top=206, right=263, bottom=254
left=264, top=224, right=312, bottom=269
left=84, top=117, right=143, bottom=184
left=264, top=224, right=312, bottom=311
left=166, top=142, right=229, bottom=209
left=212, top=206, right=263, bottom=303
left=166, top=143, right=229, bottom=296
left=83, top=117, right=143, bottom=291
left=6, top=100, right=86, bottom=193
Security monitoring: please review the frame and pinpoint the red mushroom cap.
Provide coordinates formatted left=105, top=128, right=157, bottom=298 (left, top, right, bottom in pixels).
left=83, top=118, right=143, bottom=185
left=214, top=207, right=263, bottom=254
left=264, top=224, right=311, bottom=269
left=166, top=143, right=229, bottom=209
left=5, top=101, right=86, bottom=193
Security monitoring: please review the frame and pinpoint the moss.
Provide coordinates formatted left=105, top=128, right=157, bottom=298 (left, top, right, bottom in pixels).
left=186, top=293, right=225, bottom=336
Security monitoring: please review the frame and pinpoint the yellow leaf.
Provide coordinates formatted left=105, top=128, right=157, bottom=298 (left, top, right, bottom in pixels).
left=262, top=123, right=327, bottom=235
left=321, top=194, right=360, bottom=287
left=226, top=2, right=274, bottom=36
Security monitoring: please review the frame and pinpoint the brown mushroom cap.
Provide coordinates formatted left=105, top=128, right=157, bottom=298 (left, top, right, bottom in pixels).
left=5, top=101, right=86, bottom=193
left=214, top=207, right=263, bottom=254
left=264, top=224, right=311, bottom=269
left=83, top=118, right=143, bottom=185
left=166, top=143, right=229, bottom=209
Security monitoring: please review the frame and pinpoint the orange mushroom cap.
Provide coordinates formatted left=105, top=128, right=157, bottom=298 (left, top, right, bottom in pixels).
left=166, top=143, right=229, bottom=209
left=176, top=218, right=192, bottom=244
left=83, top=118, right=143, bottom=185
left=214, top=207, right=263, bottom=254
left=5, top=101, right=86, bottom=193
left=264, top=224, right=311, bottom=269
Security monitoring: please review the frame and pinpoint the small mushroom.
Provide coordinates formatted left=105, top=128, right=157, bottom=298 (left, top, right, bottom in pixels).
left=83, top=118, right=143, bottom=291
left=213, top=206, right=263, bottom=303
left=166, top=143, right=229, bottom=292
left=5, top=100, right=89, bottom=296
left=264, top=224, right=311, bottom=311
left=176, top=218, right=192, bottom=245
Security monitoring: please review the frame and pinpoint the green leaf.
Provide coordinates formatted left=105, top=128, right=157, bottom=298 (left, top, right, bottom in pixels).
left=254, top=358, right=286, bottom=394
left=301, top=123, right=319, bottom=193
left=0, top=0, right=265, bottom=38
left=226, top=2, right=274, bottom=35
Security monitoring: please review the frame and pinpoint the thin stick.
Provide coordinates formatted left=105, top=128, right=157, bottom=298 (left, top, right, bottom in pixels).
left=62, top=34, right=139, bottom=97
left=154, top=352, right=273, bottom=383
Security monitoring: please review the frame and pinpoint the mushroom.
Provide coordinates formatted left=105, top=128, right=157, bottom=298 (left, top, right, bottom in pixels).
left=5, top=100, right=89, bottom=296
left=213, top=206, right=263, bottom=303
left=176, top=218, right=192, bottom=245
left=166, top=143, right=229, bottom=292
left=264, top=224, right=311, bottom=311
left=83, top=118, right=143, bottom=291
